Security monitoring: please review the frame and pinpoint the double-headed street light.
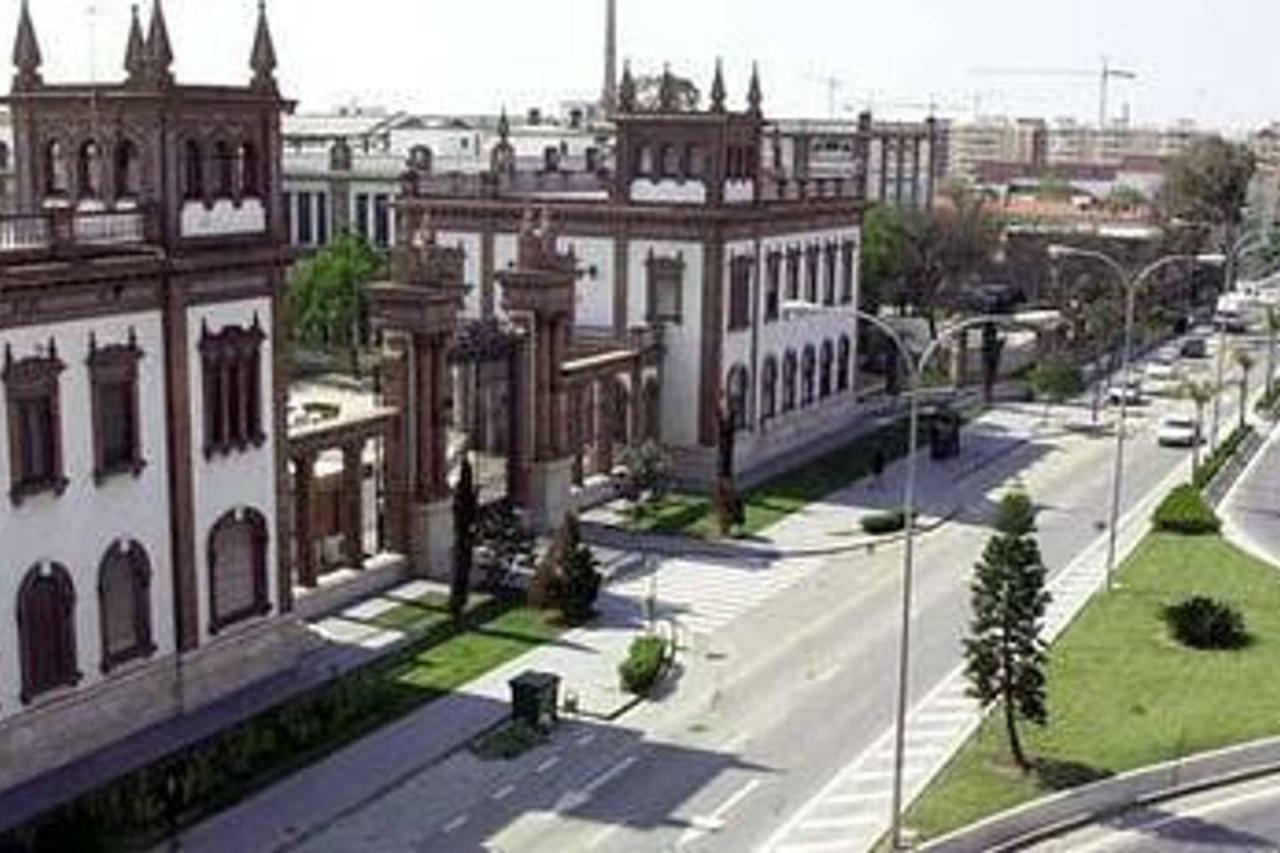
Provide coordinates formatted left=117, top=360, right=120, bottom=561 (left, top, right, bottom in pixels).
left=1047, top=246, right=1217, bottom=586
left=783, top=301, right=1030, bottom=852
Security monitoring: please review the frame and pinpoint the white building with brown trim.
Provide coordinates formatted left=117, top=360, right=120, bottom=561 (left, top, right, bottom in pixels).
left=0, top=1, right=301, bottom=792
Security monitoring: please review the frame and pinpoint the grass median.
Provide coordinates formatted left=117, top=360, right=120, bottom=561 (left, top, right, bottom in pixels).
left=905, top=533, right=1280, bottom=842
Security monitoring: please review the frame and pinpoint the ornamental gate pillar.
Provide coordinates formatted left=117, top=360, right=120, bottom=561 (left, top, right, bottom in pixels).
left=497, top=209, right=577, bottom=533
left=369, top=215, right=465, bottom=578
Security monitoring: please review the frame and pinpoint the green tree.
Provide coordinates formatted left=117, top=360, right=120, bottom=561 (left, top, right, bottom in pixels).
left=1037, top=170, right=1073, bottom=202
left=964, top=492, right=1052, bottom=771
left=1235, top=348, right=1257, bottom=430
left=1264, top=306, right=1279, bottom=401
left=288, top=231, right=385, bottom=375
left=558, top=514, right=602, bottom=625
left=449, top=457, right=479, bottom=624
left=1163, top=137, right=1256, bottom=290
left=633, top=72, right=700, bottom=112
left=1181, top=378, right=1214, bottom=471
left=1030, top=356, right=1085, bottom=420
left=893, top=181, right=998, bottom=338
left=859, top=203, right=904, bottom=313
left=1103, top=184, right=1149, bottom=214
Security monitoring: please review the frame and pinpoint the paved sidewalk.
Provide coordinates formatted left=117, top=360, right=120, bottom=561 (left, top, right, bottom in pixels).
left=1220, top=416, right=1280, bottom=565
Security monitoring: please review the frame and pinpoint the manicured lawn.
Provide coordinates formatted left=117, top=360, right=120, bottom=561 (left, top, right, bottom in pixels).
left=367, top=590, right=492, bottom=636
left=627, top=416, right=916, bottom=538
left=905, top=534, right=1280, bottom=842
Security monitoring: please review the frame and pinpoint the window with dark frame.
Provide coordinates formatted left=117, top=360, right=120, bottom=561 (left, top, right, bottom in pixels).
left=728, top=256, right=752, bottom=331
left=182, top=140, right=204, bottom=201
left=373, top=194, right=391, bottom=247
left=765, top=251, right=781, bottom=322
left=88, top=330, right=145, bottom=483
left=316, top=191, right=330, bottom=245
left=646, top=250, right=685, bottom=324
left=782, top=350, right=797, bottom=412
left=801, top=345, right=816, bottom=407
left=824, top=242, right=838, bottom=306
left=820, top=339, right=834, bottom=398
left=838, top=335, right=852, bottom=392
left=199, top=317, right=266, bottom=459
left=841, top=239, right=856, bottom=304
left=805, top=245, right=820, bottom=304
left=18, top=562, right=80, bottom=704
left=296, top=191, right=313, bottom=244
left=785, top=247, right=801, bottom=301
left=4, top=342, right=67, bottom=505
left=99, top=541, right=154, bottom=673
left=355, top=193, right=370, bottom=241
left=761, top=356, right=778, bottom=423
left=208, top=507, right=271, bottom=634
left=281, top=191, right=293, bottom=243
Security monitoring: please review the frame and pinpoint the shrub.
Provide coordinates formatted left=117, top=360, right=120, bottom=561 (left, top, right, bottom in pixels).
left=616, top=441, right=673, bottom=502
left=861, top=510, right=908, bottom=536
left=1193, top=425, right=1253, bottom=489
left=532, top=514, right=602, bottom=624
left=619, top=635, right=669, bottom=695
left=1164, top=596, right=1248, bottom=650
left=1153, top=484, right=1221, bottom=535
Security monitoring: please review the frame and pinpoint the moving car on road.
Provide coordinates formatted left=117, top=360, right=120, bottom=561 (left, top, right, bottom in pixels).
left=1157, top=415, right=1201, bottom=447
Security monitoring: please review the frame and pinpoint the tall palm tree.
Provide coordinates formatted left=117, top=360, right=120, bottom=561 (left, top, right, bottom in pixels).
left=1235, top=349, right=1257, bottom=432
left=1183, top=379, right=1214, bottom=471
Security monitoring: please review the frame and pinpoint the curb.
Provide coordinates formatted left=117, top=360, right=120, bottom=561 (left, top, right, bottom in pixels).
left=920, top=736, right=1280, bottom=853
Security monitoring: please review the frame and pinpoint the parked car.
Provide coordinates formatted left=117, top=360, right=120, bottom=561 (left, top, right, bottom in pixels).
left=1107, top=381, right=1144, bottom=406
left=1215, top=311, right=1249, bottom=334
left=1180, top=338, right=1208, bottom=359
left=1157, top=415, right=1201, bottom=448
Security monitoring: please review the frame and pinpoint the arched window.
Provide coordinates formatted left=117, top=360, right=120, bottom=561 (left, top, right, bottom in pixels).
left=208, top=507, right=270, bottom=634
left=636, top=145, right=654, bottom=177
left=182, top=140, right=205, bottom=201
left=782, top=350, right=797, bottom=413
left=685, top=144, right=703, bottom=178
left=801, top=345, right=816, bottom=407
left=660, top=144, right=681, bottom=178
left=77, top=140, right=102, bottom=199
left=99, top=541, right=154, bottom=672
left=44, top=140, right=68, bottom=197
left=761, top=356, right=778, bottom=424
left=820, top=340, right=834, bottom=399
left=17, top=562, right=79, bottom=703
left=726, top=364, right=750, bottom=431
left=837, top=335, right=852, bottom=392
left=213, top=141, right=235, bottom=198
left=114, top=139, right=139, bottom=200
left=409, top=144, right=432, bottom=173
left=239, top=142, right=261, bottom=197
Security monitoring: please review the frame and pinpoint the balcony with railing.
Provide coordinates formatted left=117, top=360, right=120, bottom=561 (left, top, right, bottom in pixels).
left=0, top=205, right=154, bottom=258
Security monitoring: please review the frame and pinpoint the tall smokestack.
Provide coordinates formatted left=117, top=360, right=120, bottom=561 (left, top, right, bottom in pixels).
left=602, top=0, right=617, bottom=114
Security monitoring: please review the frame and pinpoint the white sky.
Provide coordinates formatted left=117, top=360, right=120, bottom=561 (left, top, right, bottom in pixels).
left=10, top=0, right=1280, bottom=130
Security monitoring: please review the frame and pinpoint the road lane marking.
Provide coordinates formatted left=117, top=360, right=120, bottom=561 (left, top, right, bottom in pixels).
left=490, top=784, right=516, bottom=801
left=678, top=779, right=764, bottom=848
left=576, top=732, right=597, bottom=747
left=554, top=754, right=640, bottom=814
left=535, top=755, right=562, bottom=774
left=441, top=814, right=469, bottom=834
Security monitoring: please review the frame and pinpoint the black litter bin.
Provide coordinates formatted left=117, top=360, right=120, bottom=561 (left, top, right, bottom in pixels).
left=509, top=671, right=560, bottom=732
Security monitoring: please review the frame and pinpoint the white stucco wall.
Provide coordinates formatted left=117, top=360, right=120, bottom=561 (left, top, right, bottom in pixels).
left=186, top=294, right=279, bottom=645
left=557, top=236, right=615, bottom=328
left=626, top=240, right=703, bottom=447
left=180, top=199, right=267, bottom=239
left=438, top=230, right=483, bottom=318
left=0, top=310, right=174, bottom=720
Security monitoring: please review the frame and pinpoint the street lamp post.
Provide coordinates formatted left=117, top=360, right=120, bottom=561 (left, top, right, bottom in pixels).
left=783, top=301, right=1024, bottom=851
left=1209, top=229, right=1270, bottom=448
left=1047, top=247, right=1210, bottom=586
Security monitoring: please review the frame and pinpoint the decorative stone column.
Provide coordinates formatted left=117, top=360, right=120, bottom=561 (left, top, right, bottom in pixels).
left=369, top=213, right=465, bottom=579
left=497, top=208, right=577, bottom=533
left=341, top=439, right=365, bottom=567
left=293, top=451, right=317, bottom=588
left=593, top=379, right=613, bottom=475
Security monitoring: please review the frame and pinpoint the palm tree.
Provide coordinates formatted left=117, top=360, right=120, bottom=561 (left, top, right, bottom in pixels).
left=1183, top=378, right=1214, bottom=471
left=1265, top=306, right=1279, bottom=403
left=1235, top=349, right=1257, bottom=432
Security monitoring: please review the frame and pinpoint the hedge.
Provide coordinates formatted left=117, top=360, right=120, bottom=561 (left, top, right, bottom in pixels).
left=619, top=635, right=669, bottom=695
left=861, top=510, right=908, bottom=536
left=1153, top=484, right=1221, bottom=535
left=1192, top=425, right=1253, bottom=489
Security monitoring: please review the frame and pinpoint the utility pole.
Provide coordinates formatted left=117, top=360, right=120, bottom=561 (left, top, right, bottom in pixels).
left=602, top=0, right=618, bottom=114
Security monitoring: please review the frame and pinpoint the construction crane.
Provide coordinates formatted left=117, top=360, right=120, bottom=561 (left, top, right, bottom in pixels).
left=805, top=73, right=845, bottom=119
left=970, top=58, right=1137, bottom=127
left=842, top=97, right=973, bottom=118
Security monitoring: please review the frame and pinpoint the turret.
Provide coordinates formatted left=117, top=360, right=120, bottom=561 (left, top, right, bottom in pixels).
left=11, top=0, right=42, bottom=92
left=250, top=1, right=278, bottom=94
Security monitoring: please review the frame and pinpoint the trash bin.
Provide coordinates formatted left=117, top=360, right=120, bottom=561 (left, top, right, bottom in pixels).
left=509, top=671, right=560, bottom=732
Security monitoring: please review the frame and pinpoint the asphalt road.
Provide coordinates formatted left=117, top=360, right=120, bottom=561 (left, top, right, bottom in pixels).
left=296, top=336, right=1263, bottom=853
left=1028, top=774, right=1280, bottom=852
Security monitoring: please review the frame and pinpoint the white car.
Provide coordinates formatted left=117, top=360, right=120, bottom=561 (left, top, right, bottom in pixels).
left=1157, top=416, right=1201, bottom=448
left=1107, top=381, right=1144, bottom=406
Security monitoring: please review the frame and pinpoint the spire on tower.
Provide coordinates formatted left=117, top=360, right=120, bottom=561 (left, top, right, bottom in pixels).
left=250, top=0, right=278, bottom=92
left=145, top=0, right=174, bottom=86
left=747, top=62, right=763, bottom=117
left=12, top=0, right=42, bottom=91
left=710, top=58, right=726, bottom=113
left=618, top=60, right=636, bottom=113
left=124, top=4, right=146, bottom=82
left=658, top=63, right=677, bottom=112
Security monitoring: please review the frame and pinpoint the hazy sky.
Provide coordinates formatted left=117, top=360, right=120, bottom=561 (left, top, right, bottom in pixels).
left=8, top=0, right=1280, bottom=130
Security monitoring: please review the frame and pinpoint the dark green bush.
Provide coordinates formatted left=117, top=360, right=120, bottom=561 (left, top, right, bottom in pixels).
left=1193, top=426, right=1253, bottom=488
left=861, top=510, right=909, bottom=536
left=619, top=635, right=669, bottom=695
left=1164, top=596, right=1248, bottom=650
left=1153, top=485, right=1221, bottom=535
